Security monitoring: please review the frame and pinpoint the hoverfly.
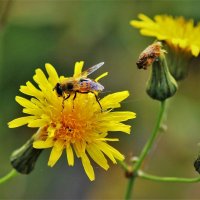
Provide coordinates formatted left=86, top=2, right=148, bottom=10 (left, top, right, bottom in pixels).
left=136, top=42, right=166, bottom=70
left=54, top=62, right=105, bottom=110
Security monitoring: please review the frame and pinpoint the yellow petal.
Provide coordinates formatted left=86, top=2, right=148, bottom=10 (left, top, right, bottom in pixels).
left=191, top=45, right=200, bottom=57
left=102, top=122, right=132, bottom=134
left=33, top=68, right=52, bottom=91
left=30, top=98, right=44, bottom=108
left=100, top=91, right=129, bottom=109
left=45, top=63, right=60, bottom=86
left=97, top=138, right=119, bottom=142
left=33, top=138, right=54, bottom=148
left=73, top=61, right=84, bottom=77
left=87, top=144, right=109, bottom=170
left=130, top=20, right=144, bottom=28
left=94, top=142, right=116, bottom=163
left=74, top=141, right=86, bottom=156
left=95, top=72, right=108, bottom=82
left=28, top=119, right=48, bottom=127
left=66, top=144, right=74, bottom=166
left=48, top=140, right=64, bottom=167
left=15, top=96, right=37, bottom=109
left=101, top=142, right=124, bottom=161
left=113, top=123, right=132, bottom=134
left=81, top=153, right=95, bottom=181
left=8, top=116, right=36, bottom=128
left=22, top=108, right=42, bottom=116
left=47, top=125, right=56, bottom=137
left=101, top=111, right=136, bottom=122
left=20, top=81, right=43, bottom=98
left=138, top=13, right=154, bottom=23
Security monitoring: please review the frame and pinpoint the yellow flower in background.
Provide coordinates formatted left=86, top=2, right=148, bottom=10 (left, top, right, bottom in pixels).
left=130, top=14, right=200, bottom=57
left=8, top=61, right=136, bottom=181
left=130, top=14, right=200, bottom=80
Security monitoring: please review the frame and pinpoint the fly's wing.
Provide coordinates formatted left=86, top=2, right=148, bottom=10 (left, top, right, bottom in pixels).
left=79, top=62, right=104, bottom=78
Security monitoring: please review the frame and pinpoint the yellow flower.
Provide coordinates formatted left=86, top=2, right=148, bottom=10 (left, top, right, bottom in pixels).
left=130, top=14, right=200, bottom=80
left=130, top=14, right=200, bottom=57
left=8, top=61, right=136, bottom=181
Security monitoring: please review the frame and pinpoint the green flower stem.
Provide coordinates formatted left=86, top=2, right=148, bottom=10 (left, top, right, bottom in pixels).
left=125, top=178, right=135, bottom=199
left=138, top=170, right=200, bottom=183
left=125, top=100, right=166, bottom=199
left=118, top=160, right=129, bottom=172
left=0, top=169, right=18, bottom=184
left=133, top=100, right=166, bottom=171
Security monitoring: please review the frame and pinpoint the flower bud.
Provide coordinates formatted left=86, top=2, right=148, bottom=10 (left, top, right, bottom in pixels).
left=10, top=130, right=43, bottom=174
left=136, top=42, right=178, bottom=101
left=146, top=53, right=178, bottom=101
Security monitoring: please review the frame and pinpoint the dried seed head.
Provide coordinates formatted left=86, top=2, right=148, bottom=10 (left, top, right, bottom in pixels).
left=136, top=42, right=167, bottom=70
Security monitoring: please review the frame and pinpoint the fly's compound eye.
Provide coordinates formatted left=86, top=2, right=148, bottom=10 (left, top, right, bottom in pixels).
left=55, top=83, right=63, bottom=96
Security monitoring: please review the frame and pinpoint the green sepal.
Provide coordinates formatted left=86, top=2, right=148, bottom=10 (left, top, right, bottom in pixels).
left=166, top=46, right=191, bottom=81
left=146, top=54, right=178, bottom=101
left=10, top=135, right=43, bottom=174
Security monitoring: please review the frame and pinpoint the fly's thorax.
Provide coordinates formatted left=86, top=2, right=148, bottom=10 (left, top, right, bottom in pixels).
left=62, top=79, right=75, bottom=92
left=64, top=82, right=74, bottom=91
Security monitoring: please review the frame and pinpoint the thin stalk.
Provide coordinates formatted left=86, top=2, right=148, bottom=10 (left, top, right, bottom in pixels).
left=138, top=171, right=200, bottom=183
left=0, top=169, right=18, bottom=184
left=133, top=101, right=166, bottom=171
left=118, top=160, right=129, bottom=172
left=125, top=101, right=166, bottom=199
left=125, top=178, right=135, bottom=199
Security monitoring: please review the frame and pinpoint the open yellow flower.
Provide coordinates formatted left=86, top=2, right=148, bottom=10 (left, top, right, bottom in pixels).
left=130, top=14, right=200, bottom=80
left=8, top=61, right=136, bottom=181
left=131, top=14, right=200, bottom=57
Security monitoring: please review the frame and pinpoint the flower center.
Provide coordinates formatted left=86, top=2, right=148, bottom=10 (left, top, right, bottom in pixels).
left=52, top=111, right=94, bottom=143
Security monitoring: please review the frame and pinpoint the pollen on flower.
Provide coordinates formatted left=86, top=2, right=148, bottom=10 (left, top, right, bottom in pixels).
left=8, top=61, right=136, bottom=181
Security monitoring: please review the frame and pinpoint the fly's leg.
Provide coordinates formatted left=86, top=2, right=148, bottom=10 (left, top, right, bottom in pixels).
left=94, top=93, right=103, bottom=112
left=72, top=92, right=77, bottom=109
left=74, top=91, right=102, bottom=112
left=62, top=94, right=70, bottom=109
left=73, top=92, right=77, bottom=101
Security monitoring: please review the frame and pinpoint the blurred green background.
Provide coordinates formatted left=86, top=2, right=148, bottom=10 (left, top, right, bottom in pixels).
left=1, top=0, right=200, bottom=199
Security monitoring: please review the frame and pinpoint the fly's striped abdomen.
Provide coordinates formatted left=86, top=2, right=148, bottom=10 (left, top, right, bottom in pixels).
left=79, top=78, right=104, bottom=93
left=79, top=79, right=91, bottom=92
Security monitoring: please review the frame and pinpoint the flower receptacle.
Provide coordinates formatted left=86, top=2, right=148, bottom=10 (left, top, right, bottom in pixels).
left=166, top=46, right=192, bottom=81
left=146, top=53, right=178, bottom=101
left=10, top=135, right=43, bottom=174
